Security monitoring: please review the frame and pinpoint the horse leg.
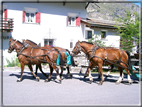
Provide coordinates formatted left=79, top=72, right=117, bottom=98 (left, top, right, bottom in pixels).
left=106, top=64, right=114, bottom=78
left=28, top=64, right=40, bottom=81
left=67, top=66, right=72, bottom=78
left=97, top=67, right=101, bottom=79
left=98, top=63, right=104, bottom=85
left=125, top=68, right=132, bottom=84
left=45, top=65, right=53, bottom=82
left=84, top=69, right=88, bottom=79
left=86, top=65, right=93, bottom=83
left=45, top=56, right=61, bottom=82
left=53, top=65, right=61, bottom=82
left=38, top=64, right=48, bottom=78
left=17, top=62, right=24, bottom=82
left=122, top=64, right=132, bottom=84
left=116, top=66, right=123, bottom=84
left=60, top=67, right=64, bottom=79
left=35, top=65, right=38, bottom=76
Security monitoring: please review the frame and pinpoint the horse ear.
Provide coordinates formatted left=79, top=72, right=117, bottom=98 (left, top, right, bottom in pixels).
left=9, top=38, right=12, bottom=41
left=22, top=39, right=25, bottom=42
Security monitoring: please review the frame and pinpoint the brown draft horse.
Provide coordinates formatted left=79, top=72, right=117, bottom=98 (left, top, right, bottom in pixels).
left=72, top=41, right=132, bottom=85
left=22, top=39, right=74, bottom=79
left=22, top=39, right=48, bottom=78
left=8, top=38, right=61, bottom=82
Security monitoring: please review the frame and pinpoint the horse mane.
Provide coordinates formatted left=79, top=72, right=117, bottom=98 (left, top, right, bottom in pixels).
left=54, top=48, right=60, bottom=53
left=17, top=40, right=23, bottom=45
left=26, top=39, right=37, bottom=45
left=81, top=41, right=93, bottom=45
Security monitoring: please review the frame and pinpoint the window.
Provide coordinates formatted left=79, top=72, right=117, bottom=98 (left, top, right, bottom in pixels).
left=87, top=31, right=92, bottom=39
left=101, top=31, right=106, bottom=39
left=70, top=42, right=73, bottom=48
left=68, top=16, right=76, bottom=26
left=23, top=7, right=40, bottom=23
left=44, top=39, right=54, bottom=47
left=67, top=15, right=80, bottom=26
left=25, top=12, right=35, bottom=23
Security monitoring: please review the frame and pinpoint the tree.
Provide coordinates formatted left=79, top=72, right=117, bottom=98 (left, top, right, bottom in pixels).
left=88, top=34, right=107, bottom=47
left=88, top=33, right=114, bottom=47
left=115, top=10, right=139, bottom=52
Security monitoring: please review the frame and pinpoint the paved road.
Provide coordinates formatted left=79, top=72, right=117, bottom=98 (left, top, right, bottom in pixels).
left=2, top=67, right=141, bottom=106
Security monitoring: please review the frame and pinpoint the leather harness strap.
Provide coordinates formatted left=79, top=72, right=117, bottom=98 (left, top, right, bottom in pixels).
left=30, top=48, right=33, bottom=63
left=88, top=44, right=125, bottom=67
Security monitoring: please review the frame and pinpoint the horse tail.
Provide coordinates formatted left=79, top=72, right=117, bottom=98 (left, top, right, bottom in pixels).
left=126, top=51, right=132, bottom=70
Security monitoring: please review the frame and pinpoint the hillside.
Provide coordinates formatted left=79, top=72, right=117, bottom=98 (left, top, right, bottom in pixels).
left=87, top=2, right=140, bottom=21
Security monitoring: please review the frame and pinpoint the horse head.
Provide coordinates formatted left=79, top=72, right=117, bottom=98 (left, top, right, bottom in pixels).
left=8, top=38, right=17, bottom=53
left=71, top=40, right=81, bottom=56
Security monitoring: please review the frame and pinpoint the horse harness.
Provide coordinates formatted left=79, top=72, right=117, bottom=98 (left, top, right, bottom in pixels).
left=74, top=42, right=132, bottom=71
left=16, top=43, right=58, bottom=65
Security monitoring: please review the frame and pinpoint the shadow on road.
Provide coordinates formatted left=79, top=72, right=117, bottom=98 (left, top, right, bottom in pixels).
left=9, top=71, right=139, bottom=85
left=70, top=72, right=139, bottom=85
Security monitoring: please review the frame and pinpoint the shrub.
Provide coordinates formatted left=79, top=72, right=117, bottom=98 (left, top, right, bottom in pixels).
left=6, top=56, right=20, bottom=67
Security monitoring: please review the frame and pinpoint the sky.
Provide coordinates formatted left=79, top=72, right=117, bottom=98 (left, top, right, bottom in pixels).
left=127, top=0, right=141, bottom=7
left=134, top=3, right=141, bottom=7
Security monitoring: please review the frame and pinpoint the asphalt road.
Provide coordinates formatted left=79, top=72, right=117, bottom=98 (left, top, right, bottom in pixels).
left=2, top=67, right=141, bottom=106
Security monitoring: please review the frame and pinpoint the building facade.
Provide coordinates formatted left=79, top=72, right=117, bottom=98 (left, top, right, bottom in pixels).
left=2, top=2, right=87, bottom=65
left=81, top=18, right=122, bottom=48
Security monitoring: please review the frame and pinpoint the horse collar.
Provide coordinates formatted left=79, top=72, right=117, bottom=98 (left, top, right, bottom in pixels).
left=17, top=44, right=29, bottom=56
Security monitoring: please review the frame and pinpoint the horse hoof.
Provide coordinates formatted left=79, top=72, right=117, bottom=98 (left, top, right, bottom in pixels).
left=36, top=77, right=40, bottom=81
left=116, top=81, right=120, bottom=84
left=57, top=75, right=61, bottom=81
left=90, top=81, right=92, bottom=84
left=44, top=79, right=49, bottom=82
left=89, top=78, right=93, bottom=84
left=17, top=80, right=21, bottom=82
left=129, top=80, right=133, bottom=85
left=17, top=78, right=21, bottom=82
left=98, top=81, right=103, bottom=85
left=59, top=80, right=62, bottom=84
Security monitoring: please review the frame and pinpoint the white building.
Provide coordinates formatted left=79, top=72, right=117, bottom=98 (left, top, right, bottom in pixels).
left=2, top=2, right=88, bottom=65
left=2, top=2, right=126, bottom=66
left=81, top=18, right=123, bottom=48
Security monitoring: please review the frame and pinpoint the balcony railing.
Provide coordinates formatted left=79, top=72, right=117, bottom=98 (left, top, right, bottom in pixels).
left=1, top=18, right=14, bottom=30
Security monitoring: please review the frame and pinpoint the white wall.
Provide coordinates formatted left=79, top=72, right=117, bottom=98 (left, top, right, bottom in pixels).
left=3, top=3, right=86, bottom=66
left=86, top=27, right=120, bottom=48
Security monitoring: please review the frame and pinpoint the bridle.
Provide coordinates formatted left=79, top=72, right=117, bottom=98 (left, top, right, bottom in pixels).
left=72, top=42, right=82, bottom=55
left=8, top=39, right=17, bottom=53
left=72, top=42, right=94, bottom=55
